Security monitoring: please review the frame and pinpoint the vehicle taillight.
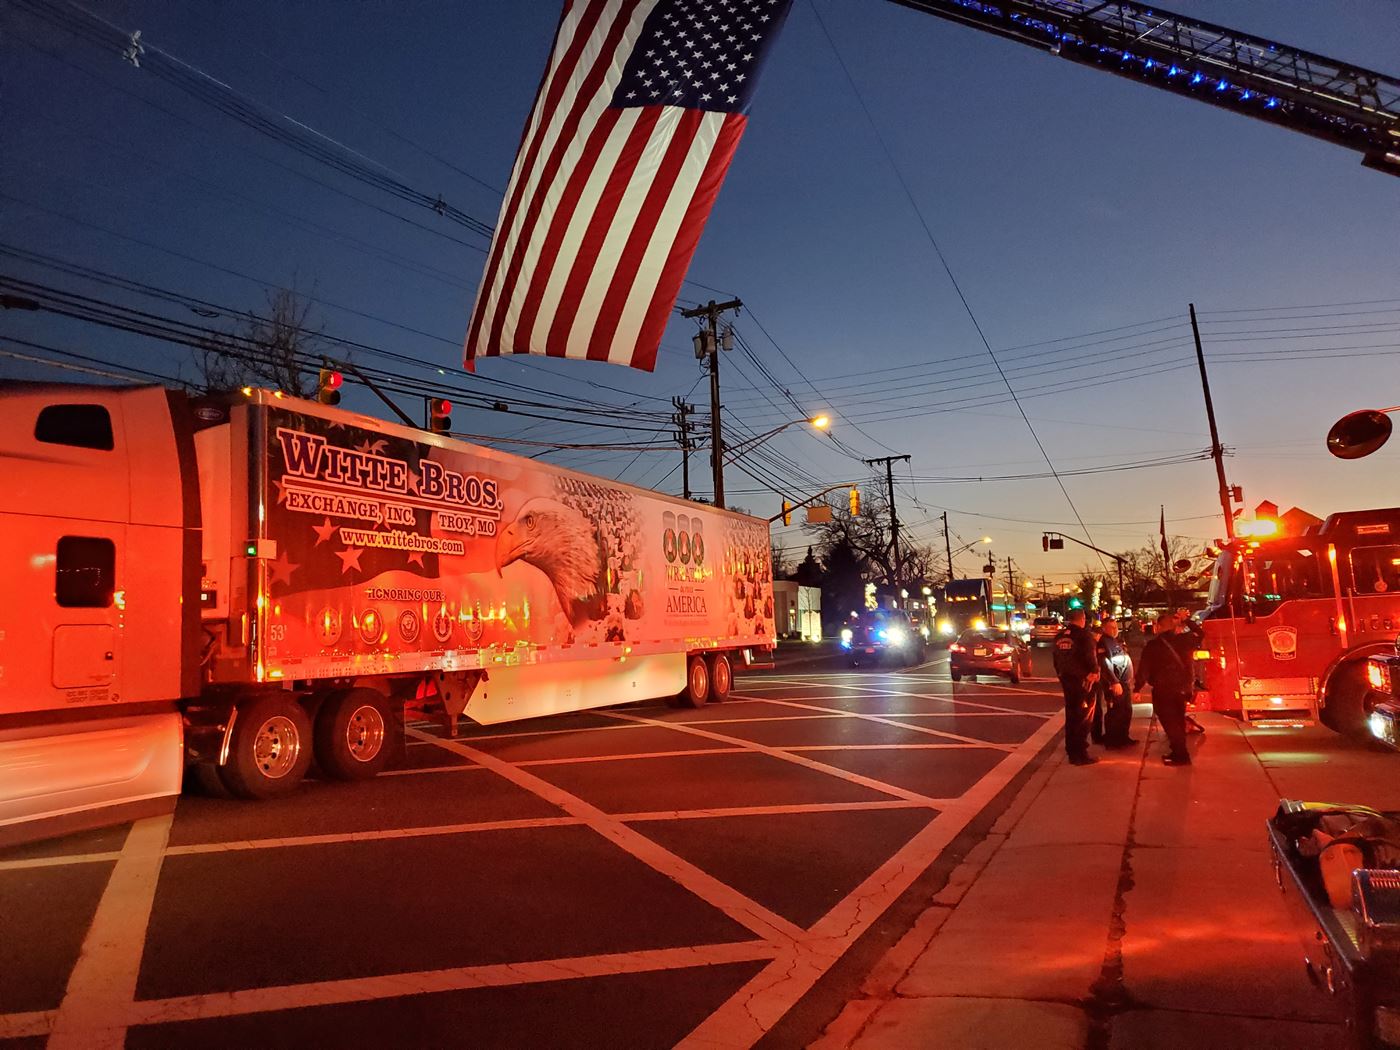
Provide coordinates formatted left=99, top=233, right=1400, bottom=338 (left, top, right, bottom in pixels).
left=949, top=644, right=965, bottom=653
left=994, top=644, right=1013, bottom=654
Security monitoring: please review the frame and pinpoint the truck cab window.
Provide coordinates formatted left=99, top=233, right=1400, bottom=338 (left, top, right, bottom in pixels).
left=56, top=537, right=116, bottom=608
left=1348, top=545, right=1400, bottom=595
left=1243, top=545, right=1327, bottom=616
left=35, top=404, right=114, bottom=451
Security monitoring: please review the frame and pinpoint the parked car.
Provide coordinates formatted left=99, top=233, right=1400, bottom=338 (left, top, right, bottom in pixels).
left=1029, top=616, right=1062, bottom=647
left=841, top=609, right=927, bottom=668
left=949, top=627, right=1034, bottom=683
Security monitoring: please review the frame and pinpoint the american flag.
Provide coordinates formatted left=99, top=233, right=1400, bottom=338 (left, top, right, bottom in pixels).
left=464, top=0, right=793, bottom=372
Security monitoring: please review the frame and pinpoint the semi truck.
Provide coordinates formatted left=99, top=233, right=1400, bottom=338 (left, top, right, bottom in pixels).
left=0, top=382, right=775, bottom=846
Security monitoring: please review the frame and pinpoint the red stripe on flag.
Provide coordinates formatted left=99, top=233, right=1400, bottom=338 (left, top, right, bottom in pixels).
left=630, top=113, right=747, bottom=371
left=585, top=108, right=705, bottom=363
left=463, top=0, right=617, bottom=362
left=483, top=0, right=643, bottom=360
left=510, top=108, right=626, bottom=354
left=544, top=107, right=663, bottom=357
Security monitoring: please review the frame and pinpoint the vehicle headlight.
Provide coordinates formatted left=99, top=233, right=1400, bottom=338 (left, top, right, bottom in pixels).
left=1370, top=711, right=1389, bottom=740
left=939, top=621, right=954, bottom=635
left=921, top=626, right=931, bottom=639
left=885, top=628, right=906, bottom=647
left=840, top=628, right=853, bottom=647
left=973, top=618, right=987, bottom=631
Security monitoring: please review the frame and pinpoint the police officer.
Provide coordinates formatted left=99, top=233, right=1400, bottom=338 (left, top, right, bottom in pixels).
left=1134, top=613, right=1195, bottom=765
left=1096, top=616, right=1137, bottom=749
left=1053, top=609, right=1100, bottom=765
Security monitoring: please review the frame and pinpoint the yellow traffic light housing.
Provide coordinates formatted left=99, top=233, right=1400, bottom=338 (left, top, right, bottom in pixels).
left=317, top=368, right=343, bottom=405
left=781, top=500, right=793, bottom=526
left=849, top=487, right=861, bottom=516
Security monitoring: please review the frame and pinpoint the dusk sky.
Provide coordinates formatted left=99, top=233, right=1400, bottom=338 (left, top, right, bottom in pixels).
left=4, top=0, right=1398, bottom=590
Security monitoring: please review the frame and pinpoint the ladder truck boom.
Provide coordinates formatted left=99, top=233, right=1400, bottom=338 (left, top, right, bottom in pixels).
left=889, top=0, right=1400, bottom=176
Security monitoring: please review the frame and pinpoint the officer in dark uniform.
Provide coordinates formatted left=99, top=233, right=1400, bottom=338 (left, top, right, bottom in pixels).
left=1053, top=609, right=1100, bottom=765
left=1134, top=613, right=1195, bottom=765
left=1096, top=616, right=1137, bottom=749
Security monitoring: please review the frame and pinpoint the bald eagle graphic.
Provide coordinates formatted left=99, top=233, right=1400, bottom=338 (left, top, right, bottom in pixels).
left=494, top=498, right=608, bottom=626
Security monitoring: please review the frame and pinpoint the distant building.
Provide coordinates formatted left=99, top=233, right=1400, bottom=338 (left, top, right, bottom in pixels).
left=772, top=581, right=822, bottom=640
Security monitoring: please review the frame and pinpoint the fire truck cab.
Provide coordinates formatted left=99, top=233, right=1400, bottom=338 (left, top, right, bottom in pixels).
left=1196, top=508, right=1400, bottom=736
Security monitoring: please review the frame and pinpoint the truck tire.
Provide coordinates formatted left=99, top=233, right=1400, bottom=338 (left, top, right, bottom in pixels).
left=315, top=688, right=393, bottom=781
left=950, top=671, right=962, bottom=682
left=1321, top=663, right=1371, bottom=739
left=708, top=652, right=733, bottom=702
left=680, top=654, right=711, bottom=708
left=219, top=693, right=313, bottom=800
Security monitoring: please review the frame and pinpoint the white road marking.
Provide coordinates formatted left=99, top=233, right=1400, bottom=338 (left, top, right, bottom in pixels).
left=614, top=799, right=943, bottom=822
left=602, top=712, right=942, bottom=805
left=47, top=814, right=172, bottom=1050
left=1, top=943, right=781, bottom=1035
left=678, top=711, right=1065, bottom=1048
left=750, top=697, right=1017, bottom=751
left=406, top=727, right=807, bottom=945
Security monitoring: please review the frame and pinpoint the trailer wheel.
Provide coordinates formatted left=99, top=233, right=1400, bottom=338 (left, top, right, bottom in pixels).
left=950, top=671, right=961, bottom=682
left=708, top=652, right=733, bottom=702
left=680, top=655, right=711, bottom=708
left=315, top=688, right=393, bottom=780
left=1321, top=663, right=1371, bottom=739
left=219, top=694, right=312, bottom=800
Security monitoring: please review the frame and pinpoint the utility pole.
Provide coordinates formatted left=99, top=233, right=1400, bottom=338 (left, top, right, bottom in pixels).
left=1189, top=303, right=1235, bottom=541
left=682, top=298, right=742, bottom=509
left=671, top=397, right=696, bottom=501
left=942, top=511, right=954, bottom=584
left=865, top=454, right=911, bottom=589
left=1005, top=556, right=1017, bottom=623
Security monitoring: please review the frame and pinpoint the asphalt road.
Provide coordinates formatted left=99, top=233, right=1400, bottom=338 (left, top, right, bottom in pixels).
left=0, top=646, right=1065, bottom=1049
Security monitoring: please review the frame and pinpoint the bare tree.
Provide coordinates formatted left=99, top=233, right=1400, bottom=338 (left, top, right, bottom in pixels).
left=191, top=287, right=328, bottom=397
left=801, top=486, right=937, bottom=587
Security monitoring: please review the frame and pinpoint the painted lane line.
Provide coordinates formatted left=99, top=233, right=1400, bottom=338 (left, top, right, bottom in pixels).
left=0, top=850, right=125, bottom=872
left=3, top=942, right=780, bottom=1033
left=678, top=711, right=1065, bottom=1048
left=515, top=747, right=747, bottom=767
left=785, top=744, right=998, bottom=753
left=0, top=1009, right=53, bottom=1040
left=379, top=764, right=491, bottom=777
left=406, top=728, right=807, bottom=946
left=753, top=697, right=1015, bottom=752
left=406, top=720, right=649, bottom=746
left=162, top=815, right=585, bottom=858
left=48, top=813, right=173, bottom=1050
left=601, top=712, right=941, bottom=806
left=614, top=799, right=942, bottom=822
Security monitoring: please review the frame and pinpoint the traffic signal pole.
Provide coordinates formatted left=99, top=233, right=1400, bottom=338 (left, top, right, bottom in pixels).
left=942, top=511, right=954, bottom=584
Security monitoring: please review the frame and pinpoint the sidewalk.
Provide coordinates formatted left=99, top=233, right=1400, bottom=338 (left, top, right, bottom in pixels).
left=812, top=705, right=1345, bottom=1050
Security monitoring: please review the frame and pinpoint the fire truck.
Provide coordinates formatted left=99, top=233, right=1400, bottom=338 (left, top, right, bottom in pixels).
left=1194, top=508, right=1400, bottom=736
left=0, top=383, right=776, bottom=846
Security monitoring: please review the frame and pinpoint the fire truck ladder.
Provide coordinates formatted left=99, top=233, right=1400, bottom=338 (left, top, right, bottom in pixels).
left=888, top=0, right=1400, bottom=176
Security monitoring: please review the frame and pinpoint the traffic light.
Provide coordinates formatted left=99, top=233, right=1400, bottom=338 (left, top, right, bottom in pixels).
left=1042, top=534, right=1064, bottom=551
left=428, top=398, right=452, bottom=434
left=849, top=487, right=861, bottom=516
left=317, top=368, right=342, bottom=405
left=781, top=500, right=793, bottom=526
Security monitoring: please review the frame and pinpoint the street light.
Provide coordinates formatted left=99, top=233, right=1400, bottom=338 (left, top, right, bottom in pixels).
left=1327, top=405, right=1400, bottom=459
left=723, top=415, right=831, bottom=465
left=945, top=536, right=991, bottom=581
